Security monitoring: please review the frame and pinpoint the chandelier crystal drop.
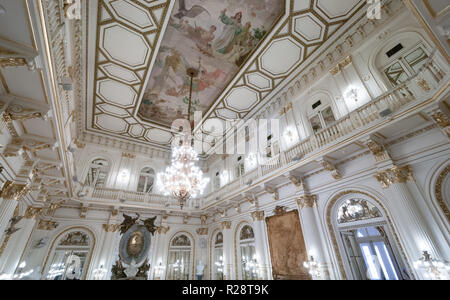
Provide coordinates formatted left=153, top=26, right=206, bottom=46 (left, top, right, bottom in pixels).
left=156, top=67, right=209, bottom=209
left=157, top=139, right=209, bottom=209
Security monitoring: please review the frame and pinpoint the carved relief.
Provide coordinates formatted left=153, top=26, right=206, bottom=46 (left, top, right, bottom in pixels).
left=37, top=220, right=59, bottom=231
left=221, top=221, right=232, bottom=230
left=59, top=231, right=90, bottom=246
left=24, top=207, right=43, bottom=219
left=171, top=235, right=191, bottom=247
left=337, top=199, right=382, bottom=224
left=366, top=139, right=390, bottom=162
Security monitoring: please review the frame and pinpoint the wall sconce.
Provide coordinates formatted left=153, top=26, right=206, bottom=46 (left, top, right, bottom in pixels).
left=303, top=256, right=321, bottom=279
left=118, top=169, right=130, bottom=184
left=414, top=251, right=450, bottom=280
left=92, top=265, right=107, bottom=280
left=345, top=86, right=359, bottom=103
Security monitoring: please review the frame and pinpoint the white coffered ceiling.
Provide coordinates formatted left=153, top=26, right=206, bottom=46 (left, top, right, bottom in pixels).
left=81, top=0, right=367, bottom=154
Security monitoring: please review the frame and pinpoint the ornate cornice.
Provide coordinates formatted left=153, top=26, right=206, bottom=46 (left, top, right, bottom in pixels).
left=251, top=211, right=265, bottom=222
left=320, top=159, right=342, bottom=180
left=375, top=165, right=414, bottom=189
left=102, top=224, right=120, bottom=233
left=297, top=195, right=318, bottom=209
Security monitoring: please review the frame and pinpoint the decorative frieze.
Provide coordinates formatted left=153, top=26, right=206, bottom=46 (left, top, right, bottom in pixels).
left=102, top=224, right=120, bottom=233
left=37, top=220, right=59, bottom=231
left=196, top=228, right=208, bottom=235
left=296, top=195, right=318, bottom=210
left=0, top=181, right=30, bottom=201
left=24, top=207, right=43, bottom=219
left=273, top=206, right=287, bottom=216
left=251, top=211, right=265, bottom=222
left=375, top=165, right=414, bottom=189
left=430, top=111, right=450, bottom=138
left=221, top=221, right=231, bottom=230
left=80, top=206, right=88, bottom=219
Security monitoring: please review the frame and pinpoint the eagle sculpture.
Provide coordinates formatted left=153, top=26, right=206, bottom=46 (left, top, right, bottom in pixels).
left=119, top=213, right=140, bottom=235
left=174, top=0, right=210, bottom=19
left=143, top=216, right=157, bottom=235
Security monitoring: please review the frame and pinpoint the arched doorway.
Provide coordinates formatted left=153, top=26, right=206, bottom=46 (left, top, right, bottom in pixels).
left=328, top=191, right=409, bottom=280
left=166, top=233, right=193, bottom=280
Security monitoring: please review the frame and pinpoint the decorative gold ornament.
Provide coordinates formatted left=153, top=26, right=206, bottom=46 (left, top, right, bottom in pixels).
left=273, top=206, right=288, bottom=216
left=0, top=181, right=30, bottom=201
left=157, top=226, right=170, bottom=234
left=435, top=165, right=450, bottom=223
left=375, top=165, right=414, bottom=189
left=366, top=139, right=390, bottom=162
left=80, top=206, right=88, bottom=219
left=0, top=57, right=28, bottom=68
left=416, top=77, right=431, bottom=92
left=122, top=152, right=136, bottom=159
left=251, top=211, right=265, bottom=221
left=297, top=195, right=318, bottom=209
left=265, top=186, right=279, bottom=201
left=102, top=224, right=120, bottom=232
left=196, top=228, right=208, bottom=235
left=24, top=207, right=43, bottom=219
left=200, top=214, right=208, bottom=226
left=320, top=159, right=342, bottom=180
left=37, top=220, right=59, bottom=231
left=221, top=221, right=231, bottom=230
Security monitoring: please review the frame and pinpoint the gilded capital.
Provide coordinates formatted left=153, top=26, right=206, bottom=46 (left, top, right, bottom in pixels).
left=24, top=207, right=43, bottom=219
left=196, top=228, right=208, bottom=235
left=102, top=224, right=120, bottom=233
left=297, top=195, right=318, bottom=209
left=0, top=181, right=30, bottom=201
left=251, top=211, right=265, bottom=222
left=221, top=221, right=232, bottom=230
left=375, top=165, right=414, bottom=189
left=157, top=226, right=170, bottom=234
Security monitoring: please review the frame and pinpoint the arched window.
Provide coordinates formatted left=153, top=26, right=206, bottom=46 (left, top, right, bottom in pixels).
left=137, top=167, right=155, bottom=193
left=332, top=196, right=406, bottom=280
left=213, top=232, right=224, bottom=280
left=238, top=225, right=257, bottom=280
left=236, top=156, right=245, bottom=177
left=44, top=229, right=94, bottom=280
left=374, top=34, right=430, bottom=88
left=166, top=234, right=193, bottom=280
left=307, top=98, right=337, bottom=134
left=84, top=158, right=109, bottom=188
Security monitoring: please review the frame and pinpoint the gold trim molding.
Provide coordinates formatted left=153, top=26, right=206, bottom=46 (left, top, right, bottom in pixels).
left=196, top=228, right=208, bottom=236
left=434, top=165, right=450, bottom=223
left=0, top=181, right=30, bottom=201
left=24, top=207, right=43, bottom=219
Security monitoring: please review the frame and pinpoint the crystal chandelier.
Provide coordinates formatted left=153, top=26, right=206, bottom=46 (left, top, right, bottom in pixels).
left=156, top=68, right=209, bottom=209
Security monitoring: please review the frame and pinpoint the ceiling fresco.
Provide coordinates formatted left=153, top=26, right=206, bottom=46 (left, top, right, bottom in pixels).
left=137, top=0, right=284, bottom=127
left=85, top=0, right=367, bottom=152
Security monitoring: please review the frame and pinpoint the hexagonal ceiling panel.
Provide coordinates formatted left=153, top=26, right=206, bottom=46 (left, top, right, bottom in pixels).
left=85, top=0, right=366, bottom=152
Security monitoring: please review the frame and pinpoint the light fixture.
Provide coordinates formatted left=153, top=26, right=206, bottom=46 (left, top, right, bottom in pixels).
left=345, top=86, right=359, bottom=102
left=414, top=251, right=450, bottom=280
left=93, top=265, right=107, bottom=280
left=303, top=256, right=321, bottom=279
left=156, top=68, right=209, bottom=209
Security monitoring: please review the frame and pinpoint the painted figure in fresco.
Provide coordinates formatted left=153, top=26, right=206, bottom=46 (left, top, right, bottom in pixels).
left=213, top=9, right=243, bottom=55
left=174, top=0, right=210, bottom=20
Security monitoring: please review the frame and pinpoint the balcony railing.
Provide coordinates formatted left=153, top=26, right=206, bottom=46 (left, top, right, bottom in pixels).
left=71, top=51, right=447, bottom=210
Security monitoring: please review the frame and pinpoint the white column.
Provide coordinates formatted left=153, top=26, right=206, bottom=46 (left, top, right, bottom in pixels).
left=95, top=224, right=120, bottom=280
left=221, top=221, right=234, bottom=280
left=297, top=195, right=330, bottom=280
left=376, top=166, right=442, bottom=279
left=251, top=211, right=271, bottom=280
left=0, top=199, right=19, bottom=245
left=0, top=210, right=37, bottom=275
left=152, top=226, right=169, bottom=280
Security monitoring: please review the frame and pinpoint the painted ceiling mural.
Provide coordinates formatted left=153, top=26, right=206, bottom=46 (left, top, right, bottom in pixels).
left=138, top=0, right=284, bottom=127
